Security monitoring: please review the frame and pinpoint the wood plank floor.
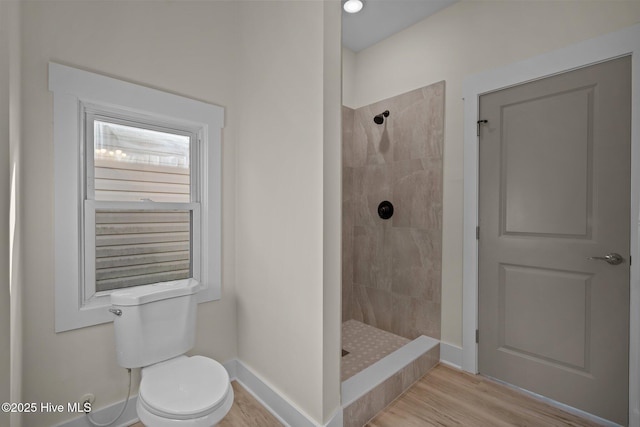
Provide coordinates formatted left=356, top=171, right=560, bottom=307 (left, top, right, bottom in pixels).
left=129, top=380, right=282, bottom=427
left=130, top=364, right=603, bottom=427
left=367, top=364, right=603, bottom=427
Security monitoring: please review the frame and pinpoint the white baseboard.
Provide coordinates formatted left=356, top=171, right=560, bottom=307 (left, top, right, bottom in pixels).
left=324, top=407, right=343, bottom=427
left=439, top=341, right=463, bottom=369
left=225, top=359, right=342, bottom=427
left=57, top=359, right=342, bottom=427
left=486, top=373, right=623, bottom=427
left=52, top=395, right=139, bottom=427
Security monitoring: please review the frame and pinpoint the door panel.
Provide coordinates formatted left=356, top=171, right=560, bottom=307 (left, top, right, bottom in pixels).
left=479, top=56, right=631, bottom=425
left=500, top=264, right=591, bottom=371
left=502, top=86, right=593, bottom=237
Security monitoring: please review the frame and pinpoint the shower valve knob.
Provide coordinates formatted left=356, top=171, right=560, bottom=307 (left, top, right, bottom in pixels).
left=378, top=201, right=394, bottom=220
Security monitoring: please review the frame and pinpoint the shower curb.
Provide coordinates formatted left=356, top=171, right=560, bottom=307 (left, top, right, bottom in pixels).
left=341, top=336, right=440, bottom=427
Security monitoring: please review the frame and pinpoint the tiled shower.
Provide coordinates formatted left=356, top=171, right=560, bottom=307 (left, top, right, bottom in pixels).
left=341, top=81, right=444, bottom=425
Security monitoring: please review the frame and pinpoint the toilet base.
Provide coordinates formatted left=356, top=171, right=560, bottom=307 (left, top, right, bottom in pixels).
left=137, top=386, right=234, bottom=427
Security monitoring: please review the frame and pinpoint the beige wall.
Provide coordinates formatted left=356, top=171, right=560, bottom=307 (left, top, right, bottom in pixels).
left=235, top=2, right=341, bottom=423
left=20, top=2, right=239, bottom=425
left=322, top=1, right=343, bottom=422
left=342, top=47, right=357, bottom=109
left=345, top=0, right=640, bottom=347
left=2, top=2, right=22, bottom=426
left=0, top=3, right=12, bottom=426
left=19, top=1, right=341, bottom=426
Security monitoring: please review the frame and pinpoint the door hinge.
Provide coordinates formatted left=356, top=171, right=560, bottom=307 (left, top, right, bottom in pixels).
left=477, top=119, right=488, bottom=137
left=476, top=226, right=480, bottom=240
left=475, top=329, right=479, bottom=343
left=630, top=255, right=632, bottom=266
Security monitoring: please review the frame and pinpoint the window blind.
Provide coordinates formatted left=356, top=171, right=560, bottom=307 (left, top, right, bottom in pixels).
left=94, top=210, right=191, bottom=292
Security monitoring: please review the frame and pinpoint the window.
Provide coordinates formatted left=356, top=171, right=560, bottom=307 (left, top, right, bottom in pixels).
left=50, top=63, right=223, bottom=332
left=86, top=115, right=199, bottom=293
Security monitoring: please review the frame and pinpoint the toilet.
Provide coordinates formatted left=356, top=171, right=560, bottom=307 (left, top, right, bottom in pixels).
left=110, top=280, right=233, bottom=427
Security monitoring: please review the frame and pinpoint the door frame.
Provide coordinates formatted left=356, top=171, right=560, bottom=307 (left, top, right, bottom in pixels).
left=462, top=23, right=640, bottom=426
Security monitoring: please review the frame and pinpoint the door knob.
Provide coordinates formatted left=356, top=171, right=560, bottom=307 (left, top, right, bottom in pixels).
left=587, top=253, right=624, bottom=265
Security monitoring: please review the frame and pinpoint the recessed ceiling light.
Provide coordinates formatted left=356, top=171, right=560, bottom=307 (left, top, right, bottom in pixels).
left=343, top=0, right=363, bottom=14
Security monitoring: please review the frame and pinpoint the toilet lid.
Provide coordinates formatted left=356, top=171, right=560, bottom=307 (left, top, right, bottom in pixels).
left=139, top=356, right=231, bottom=419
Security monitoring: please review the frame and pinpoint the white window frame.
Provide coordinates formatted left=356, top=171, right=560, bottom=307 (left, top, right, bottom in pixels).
left=83, top=111, right=201, bottom=297
left=49, top=63, right=223, bottom=332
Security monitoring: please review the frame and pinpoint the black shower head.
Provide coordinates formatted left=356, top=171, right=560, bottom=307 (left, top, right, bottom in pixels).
left=373, top=110, right=390, bottom=125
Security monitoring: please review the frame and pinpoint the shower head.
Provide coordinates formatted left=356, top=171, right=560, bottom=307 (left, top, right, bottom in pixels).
left=374, top=110, right=390, bottom=125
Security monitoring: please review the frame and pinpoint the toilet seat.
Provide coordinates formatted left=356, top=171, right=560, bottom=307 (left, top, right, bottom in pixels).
left=139, top=355, right=231, bottom=421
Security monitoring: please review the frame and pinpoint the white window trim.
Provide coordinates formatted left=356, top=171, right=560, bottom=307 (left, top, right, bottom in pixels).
left=49, top=63, right=223, bottom=332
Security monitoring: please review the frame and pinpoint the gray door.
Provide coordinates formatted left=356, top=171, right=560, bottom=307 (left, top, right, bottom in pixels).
left=478, top=56, right=631, bottom=425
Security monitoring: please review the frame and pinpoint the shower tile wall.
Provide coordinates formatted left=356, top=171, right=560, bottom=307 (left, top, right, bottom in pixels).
left=342, top=82, right=444, bottom=340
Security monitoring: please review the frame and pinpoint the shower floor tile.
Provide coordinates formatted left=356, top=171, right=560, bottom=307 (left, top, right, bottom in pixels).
left=341, top=320, right=410, bottom=381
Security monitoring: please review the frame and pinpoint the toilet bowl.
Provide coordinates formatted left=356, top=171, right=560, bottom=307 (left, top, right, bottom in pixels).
left=110, top=281, right=234, bottom=426
left=137, top=356, right=234, bottom=427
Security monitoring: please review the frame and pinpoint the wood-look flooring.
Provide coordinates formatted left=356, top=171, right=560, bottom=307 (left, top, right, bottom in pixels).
left=367, top=364, right=603, bottom=427
left=129, top=380, right=282, bottom=427
left=129, top=364, right=602, bottom=427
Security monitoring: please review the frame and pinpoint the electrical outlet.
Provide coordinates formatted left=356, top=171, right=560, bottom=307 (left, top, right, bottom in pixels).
left=81, top=393, right=95, bottom=405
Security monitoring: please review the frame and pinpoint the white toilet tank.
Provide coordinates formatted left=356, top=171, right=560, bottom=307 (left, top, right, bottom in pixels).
left=110, top=280, right=200, bottom=368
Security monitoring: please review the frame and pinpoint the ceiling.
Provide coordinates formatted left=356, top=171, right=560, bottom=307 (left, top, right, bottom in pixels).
left=342, top=0, right=459, bottom=52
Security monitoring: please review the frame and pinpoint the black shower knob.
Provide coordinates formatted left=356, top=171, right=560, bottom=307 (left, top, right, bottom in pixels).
left=377, top=201, right=394, bottom=220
